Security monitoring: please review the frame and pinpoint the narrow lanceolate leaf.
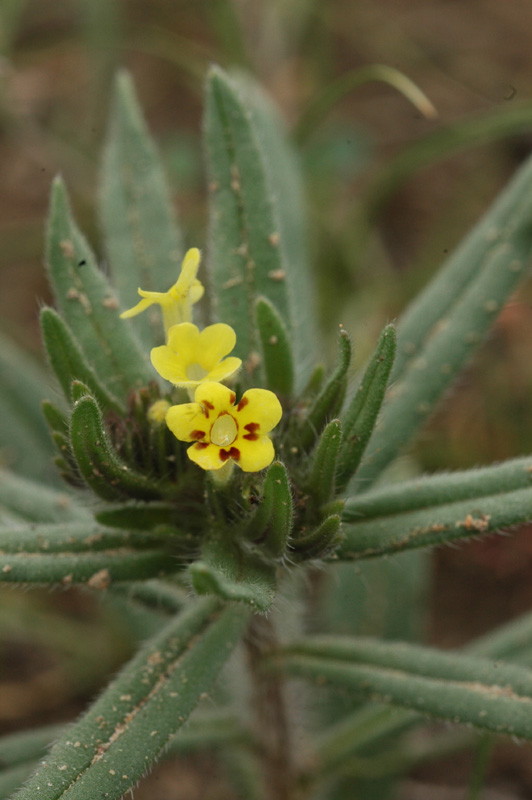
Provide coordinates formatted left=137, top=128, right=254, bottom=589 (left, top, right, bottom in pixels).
left=233, top=71, right=318, bottom=385
left=0, top=331, right=55, bottom=482
left=40, top=307, right=124, bottom=412
left=255, top=297, right=294, bottom=397
left=299, top=328, right=351, bottom=451
left=337, top=324, right=396, bottom=492
left=242, top=461, right=293, bottom=558
left=291, top=514, right=343, bottom=561
left=355, top=153, right=532, bottom=487
left=205, top=66, right=293, bottom=365
left=190, top=534, right=277, bottom=612
left=272, top=636, right=532, bottom=740
left=70, top=394, right=162, bottom=501
left=307, top=419, right=342, bottom=510
left=46, top=176, right=151, bottom=398
left=340, top=486, right=532, bottom=560
left=0, top=522, right=179, bottom=554
left=0, top=549, right=175, bottom=585
left=100, top=70, right=184, bottom=348
left=12, top=599, right=249, bottom=800
left=95, top=501, right=180, bottom=529
left=0, top=470, right=89, bottom=524
left=0, top=723, right=65, bottom=768
left=345, top=455, right=532, bottom=520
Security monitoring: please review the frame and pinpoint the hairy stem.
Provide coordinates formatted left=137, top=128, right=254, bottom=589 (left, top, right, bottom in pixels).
left=244, top=613, right=295, bottom=800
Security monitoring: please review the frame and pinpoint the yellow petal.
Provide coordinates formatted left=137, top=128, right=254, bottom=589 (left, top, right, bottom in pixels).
left=175, top=248, right=201, bottom=294
left=150, top=345, right=189, bottom=384
left=137, top=288, right=173, bottom=304
left=166, top=403, right=209, bottom=442
left=167, top=323, right=201, bottom=362
left=198, top=323, right=237, bottom=368
left=120, top=296, right=154, bottom=319
left=237, top=388, right=282, bottom=433
left=194, top=381, right=236, bottom=413
left=237, top=436, right=275, bottom=472
left=189, top=280, right=205, bottom=304
left=205, top=357, right=242, bottom=383
left=187, top=442, right=226, bottom=470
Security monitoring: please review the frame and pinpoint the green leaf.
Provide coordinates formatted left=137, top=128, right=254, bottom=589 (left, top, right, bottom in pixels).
left=100, top=70, right=184, bottom=348
left=11, top=598, right=248, bottom=800
left=307, top=419, right=343, bottom=511
left=95, top=501, right=181, bottom=529
left=40, top=307, right=125, bottom=413
left=0, top=331, right=55, bottom=482
left=204, top=66, right=293, bottom=366
left=0, top=470, right=89, bottom=524
left=336, top=324, right=396, bottom=492
left=233, top=71, right=318, bottom=385
left=273, top=636, right=532, bottom=740
left=190, top=535, right=277, bottom=611
left=255, top=297, right=294, bottom=397
left=345, top=455, right=532, bottom=520
left=70, top=393, right=163, bottom=501
left=46, top=176, right=151, bottom=399
left=299, top=328, right=351, bottom=451
left=355, top=151, right=532, bottom=487
left=340, top=485, right=532, bottom=560
left=0, top=763, right=39, bottom=800
left=0, top=548, right=175, bottom=585
left=242, top=461, right=293, bottom=558
left=291, top=514, right=343, bottom=561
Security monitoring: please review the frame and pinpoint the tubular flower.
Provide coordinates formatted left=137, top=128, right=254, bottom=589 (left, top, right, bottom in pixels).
left=120, top=248, right=204, bottom=334
left=151, top=322, right=241, bottom=388
left=166, top=381, right=282, bottom=472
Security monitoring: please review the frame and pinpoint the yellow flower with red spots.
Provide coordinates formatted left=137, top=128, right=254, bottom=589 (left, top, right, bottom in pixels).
left=151, top=322, right=241, bottom=388
left=166, top=382, right=282, bottom=472
left=120, top=248, right=204, bottom=334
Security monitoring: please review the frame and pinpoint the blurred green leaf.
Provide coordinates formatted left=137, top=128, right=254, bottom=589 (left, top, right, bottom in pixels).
left=100, top=71, right=185, bottom=348
left=255, top=297, right=295, bottom=397
left=273, top=636, right=532, bottom=739
left=0, top=469, right=88, bottom=523
left=46, top=177, right=151, bottom=399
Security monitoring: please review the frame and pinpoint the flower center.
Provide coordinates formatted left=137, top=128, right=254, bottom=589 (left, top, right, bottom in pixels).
left=186, top=362, right=209, bottom=381
left=210, top=414, right=238, bottom=447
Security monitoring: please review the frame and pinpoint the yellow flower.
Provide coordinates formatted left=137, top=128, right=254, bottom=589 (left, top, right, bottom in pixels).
left=166, top=382, right=282, bottom=472
left=151, top=322, right=242, bottom=388
left=120, top=248, right=204, bottom=334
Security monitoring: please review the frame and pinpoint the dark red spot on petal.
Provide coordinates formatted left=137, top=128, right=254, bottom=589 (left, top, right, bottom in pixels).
left=244, top=422, right=260, bottom=433
left=190, top=429, right=205, bottom=440
left=230, top=392, right=236, bottom=405
left=243, top=432, right=259, bottom=441
left=194, top=442, right=209, bottom=450
left=203, top=400, right=215, bottom=410
left=219, top=446, right=240, bottom=462
left=237, top=397, right=249, bottom=411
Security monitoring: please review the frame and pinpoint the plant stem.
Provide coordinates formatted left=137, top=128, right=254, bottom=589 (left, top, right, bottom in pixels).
left=244, top=613, right=295, bottom=800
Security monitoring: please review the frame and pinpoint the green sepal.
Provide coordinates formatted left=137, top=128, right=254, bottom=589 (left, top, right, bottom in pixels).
left=336, top=324, right=396, bottom=491
left=70, top=393, right=162, bottom=501
left=242, top=461, right=293, bottom=558
left=46, top=176, right=151, bottom=398
left=290, top=514, right=343, bottom=561
left=190, top=534, right=277, bottom=612
left=255, top=296, right=295, bottom=397
left=100, top=70, right=184, bottom=348
left=299, top=328, right=351, bottom=451
left=40, top=307, right=125, bottom=413
left=307, top=419, right=343, bottom=511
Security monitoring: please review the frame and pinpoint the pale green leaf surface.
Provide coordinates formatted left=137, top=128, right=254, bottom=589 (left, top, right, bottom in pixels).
left=0, top=470, right=88, bottom=524
left=100, top=71, right=184, bottom=348
left=46, top=177, right=151, bottom=398
left=205, top=67, right=293, bottom=365
left=12, top=599, right=248, bottom=800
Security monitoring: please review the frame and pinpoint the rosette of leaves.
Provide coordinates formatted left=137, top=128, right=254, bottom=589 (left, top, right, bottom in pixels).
left=2, top=66, right=532, bottom=800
